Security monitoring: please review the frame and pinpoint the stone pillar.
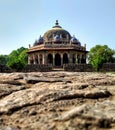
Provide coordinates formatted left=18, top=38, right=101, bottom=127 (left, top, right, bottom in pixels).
left=79, top=54, right=82, bottom=64
left=61, top=53, right=63, bottom=66
left=76, top=54, right=78, bottom=64
left=38, top=54, right=39, bottom=64
left=53, top=53, right=55, bottom=66
left=28, top=56, right=31, bottom=64
left=33, top=55, right=36, bottom=64
left=43, top=52, right=46, bottom=65
left=68, top=53, right=73, bottom=64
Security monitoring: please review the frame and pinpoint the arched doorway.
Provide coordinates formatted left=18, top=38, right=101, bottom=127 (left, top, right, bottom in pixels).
left=35, top=55, right=38, bottom=64
left=73, top=54, right=76, bottom=63
left=47, top=54, right=53, bottom=64
left=77, top=54, right=80, bottom=63
left=63, top=53, right=68, bottom=64
left=30, top=57, right=34, bottom=64
left=39, top=54, right=43, bottom=64
left=81, top=54, right=86, bottom=63
left=55, top=53, right=61, bottom=66
left=30, top=59, right=34, bottom=64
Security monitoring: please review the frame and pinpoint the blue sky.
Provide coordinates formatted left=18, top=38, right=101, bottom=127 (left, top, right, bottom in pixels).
left=0, top=0, right=115, bottom=54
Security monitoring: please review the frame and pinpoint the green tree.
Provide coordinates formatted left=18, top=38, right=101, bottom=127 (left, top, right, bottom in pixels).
left=17, top=47, right=26, bottom=54
left=0, top=55, right=8, bottom=65
left=19, top=49, right=28, bottom=66
left=87, top=45, right=115, bottom=71
left=7, top=47, right=28, bottom=71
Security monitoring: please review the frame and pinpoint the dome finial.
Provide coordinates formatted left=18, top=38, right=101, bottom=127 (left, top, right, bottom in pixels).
left=55, top=20, right=59, bottom=26
left=52, top=20, right=62, bottom=28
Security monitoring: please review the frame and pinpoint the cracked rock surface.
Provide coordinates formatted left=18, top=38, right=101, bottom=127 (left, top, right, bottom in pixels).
left=0, top=72, right=115, bottom=130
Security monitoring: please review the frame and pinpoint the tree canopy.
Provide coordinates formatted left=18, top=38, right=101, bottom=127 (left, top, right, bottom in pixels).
left=88, top=45, right=115, bottom=71
left=0, top=55, right=8, bottom=65
left=7, top=47, right=28, bottom=71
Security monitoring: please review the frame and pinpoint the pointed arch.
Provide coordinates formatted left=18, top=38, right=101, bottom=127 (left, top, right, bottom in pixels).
left=63, top=53, right=68, bottom=64
left=39, top=54, right=43, bottom=64
left=47, top=54, right=53, bottom=64
left=35, top=55, right=38, bottom=64
left=55, top=53, right=61, bottom=66
left=73, top=54, right=76, bottom=63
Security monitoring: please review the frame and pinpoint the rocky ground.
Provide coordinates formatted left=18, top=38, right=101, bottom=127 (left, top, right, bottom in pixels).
left=0, top=71, right=115, bottom=130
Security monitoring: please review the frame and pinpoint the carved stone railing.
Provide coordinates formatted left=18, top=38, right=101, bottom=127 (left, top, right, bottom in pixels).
left=44, top=43, right=86, bottom=51
left=28, top=42, right=86, bottom=52
left=23, top=64, right=52, bottom=72
left=63, top=64, right=94, bottom=72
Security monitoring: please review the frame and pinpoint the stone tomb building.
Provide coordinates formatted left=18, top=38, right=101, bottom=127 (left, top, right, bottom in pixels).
left=28, top=20, right=87, bottom=68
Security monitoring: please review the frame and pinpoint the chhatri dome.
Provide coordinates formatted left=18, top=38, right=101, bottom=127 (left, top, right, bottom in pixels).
left=43, top=20, right=71, bottom=42
left=28, top=20, right=87, bottom=67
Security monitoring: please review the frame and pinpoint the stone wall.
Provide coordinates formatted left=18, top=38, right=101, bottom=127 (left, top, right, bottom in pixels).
left=0, top=65, right=12, bottom=73
left=63, top=64, right=94, bottom=72
left=100, top=63, right=115, bottom=72
left=23, top=64, right=52, bottom=72
left=0, top=63, right=115, bottom=72
left=64, top=63, right=115, bottom=72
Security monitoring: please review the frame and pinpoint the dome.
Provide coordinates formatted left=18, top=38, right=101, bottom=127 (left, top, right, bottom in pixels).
left=33, top=40, right=38, bottom=46
left=33, top=36, right=44, bottom=46
left=53, top=34, right=61, bottom=42
left=71, top=37, right=78, bottom=43
left=77, top=41, right=81, bottom=46
left=43, top=20, right=71, bottom=42
left=71, top=36, right=81, bottom=46
left=38, top=35, right=44, bottom=43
